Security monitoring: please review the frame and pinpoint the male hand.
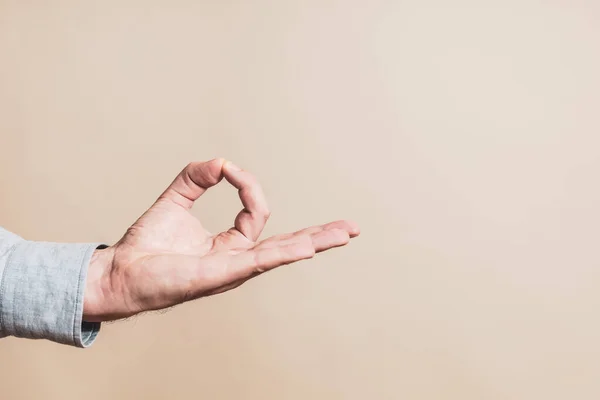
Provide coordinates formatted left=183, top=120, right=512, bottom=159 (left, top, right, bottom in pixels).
left=83, top=159, right=359, bottom=321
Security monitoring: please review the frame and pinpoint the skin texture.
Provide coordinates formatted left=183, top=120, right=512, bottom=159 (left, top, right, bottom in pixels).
left=83, top=159, right=360, bottom=322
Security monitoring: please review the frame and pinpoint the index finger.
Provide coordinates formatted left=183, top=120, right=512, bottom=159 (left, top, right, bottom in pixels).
left=222, top=161, right=271, bottom=241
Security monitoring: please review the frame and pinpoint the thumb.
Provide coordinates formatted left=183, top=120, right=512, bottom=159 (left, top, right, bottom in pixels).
left=159, top=158, right=226, bottom=209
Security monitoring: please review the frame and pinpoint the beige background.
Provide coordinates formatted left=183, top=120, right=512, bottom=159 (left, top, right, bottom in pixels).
left=1, top=0, right=600, bottom=399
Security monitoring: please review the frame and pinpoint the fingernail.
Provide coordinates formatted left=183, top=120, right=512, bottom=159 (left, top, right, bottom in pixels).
left=226, top=161, right=241, bottom=171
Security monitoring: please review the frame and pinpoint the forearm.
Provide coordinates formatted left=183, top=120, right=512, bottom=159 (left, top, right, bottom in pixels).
left=0, top=227, right=103, bottom=347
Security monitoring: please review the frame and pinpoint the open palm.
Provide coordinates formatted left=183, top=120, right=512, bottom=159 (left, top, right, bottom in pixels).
left=84, top=159, right=359, bottom=321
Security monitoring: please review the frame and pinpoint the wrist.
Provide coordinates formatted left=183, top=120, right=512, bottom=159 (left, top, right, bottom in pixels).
left=83, top=246, right=115, bottom=322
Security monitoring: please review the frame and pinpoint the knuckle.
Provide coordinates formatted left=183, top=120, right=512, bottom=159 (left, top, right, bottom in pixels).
left=184, top=162, right=196, bottom=173
left=254, top=265, right=267, bottom=274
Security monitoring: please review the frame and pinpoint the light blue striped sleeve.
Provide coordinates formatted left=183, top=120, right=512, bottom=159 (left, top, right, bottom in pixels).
left=0, top=227, right=102, bottom=347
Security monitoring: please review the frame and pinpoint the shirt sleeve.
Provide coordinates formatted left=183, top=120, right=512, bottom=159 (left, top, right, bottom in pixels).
left=0, top=227, right=102, bottom=347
